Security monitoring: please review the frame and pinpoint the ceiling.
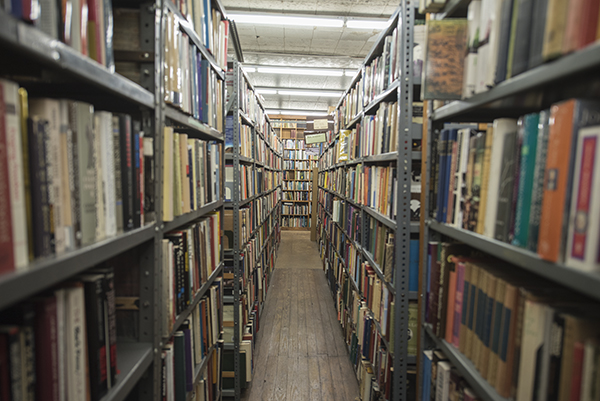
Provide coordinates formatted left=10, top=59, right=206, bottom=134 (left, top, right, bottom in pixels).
left=222, top=0, right=398, bottom=115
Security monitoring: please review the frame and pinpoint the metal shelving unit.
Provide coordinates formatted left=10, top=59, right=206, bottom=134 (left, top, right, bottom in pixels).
left=418, top=12, right=600, bottom=401
left=226, top=59, right=283, bottom=400
left=315, top=2, right=420, bottom=399
left=0, top=0, right=229, bottom=399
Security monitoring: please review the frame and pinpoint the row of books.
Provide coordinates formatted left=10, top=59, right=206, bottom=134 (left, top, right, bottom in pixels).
left=336, top=28, right=400, bottom=129
left=362, top=29, right=400, bottom=106
left=161, top=212, right=221, bottom=337
left=224, top=163, right=252, bottom=202
left=283, top=160, right=312, bottom=170
left=284, top=138, right=306, bottom=150
left=222, top=191, right=279, bottom=249
left=283, top=170, right=311, bottom=180
left=224, top=164, right=281, bottom=202
left=339, top=102, right=399, bottom=160
left=161, top=288, right=222, bottom=401
left=254, top=136, right=282, bottom=170
left=421, top=350, right=480, bottom=401
left=318, top=168, right=344, bottom=194
left=423, top=0, right=600, bottom=100
left=173, top=0, right=228, bottom=69
left=0, top=267, right=118, bottom=401
left=281, top=216, right=309, bottom=228
left=318, top=216, right=420, bottom=401
left=283, top=191, right=309, bottom=201
left=283, top=149, right=312, bottom=160
left=164, top=10, right=224, bottom=130
left=282, top=203, right=310, bottom=215
left=162, top=127, right=221, bottom=223
left=4, top=0, right=116, bottom=68
left=425, top=241, right=600, bottom=401
left=225, top=115, right=252, bottom=159
left=0, top=81, right=154, bottom=274
left=346, top=164, right=398, bottom=220
left=283, top=181, right=310, bottom=190
left=431, top=99, right=600, bottom=271
left=163, top=349, right=220, bottom=401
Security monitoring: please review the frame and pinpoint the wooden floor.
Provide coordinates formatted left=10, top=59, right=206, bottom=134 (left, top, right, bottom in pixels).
left=241, top=231, right=360, bottom=401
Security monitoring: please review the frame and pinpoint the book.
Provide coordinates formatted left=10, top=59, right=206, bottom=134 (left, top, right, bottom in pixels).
left=28, top=116, right=53, bottom=257
left=484, top=118, right=518, bottom=238
left=423, top=19, right=469, bottom=100
left=565, top=125, right=600, bottom=273
left=510, top=0, right=535, bottom=77
left=538, top=99, right=600, bottom=263
left=2, top=79, right=29, bottom=268
left=527, top=110, right=551, bottom=252
left=476, top=125, right=494, bottom=234
left=512, top=113, right=540, bottom=248
left=0, top=83, right=15, bottom=274
left=542, top=0, right=569, bottom=60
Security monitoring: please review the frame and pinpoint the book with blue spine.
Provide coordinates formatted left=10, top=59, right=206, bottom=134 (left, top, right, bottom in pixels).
left=527, top=110, right=550, bottom=252
left=512, top=112, right=540, bottom=247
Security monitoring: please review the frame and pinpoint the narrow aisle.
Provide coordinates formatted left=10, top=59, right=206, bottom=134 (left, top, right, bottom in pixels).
left=242, top=231, right=360, bottom=401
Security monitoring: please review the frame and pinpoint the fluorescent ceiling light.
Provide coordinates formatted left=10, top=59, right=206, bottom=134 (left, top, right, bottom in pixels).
left=346, top=19, right=390, bottom=30
left=276, top=90, right=342, bottom=97
left=229, top=13, right=343, bottom=28
left=256, top=88, right=342, bottom=97
left=256, top=88, right=278, bottom=95
left=256, top=66, right=344, bottom=77
left=266, top=109, right=331, bottom=117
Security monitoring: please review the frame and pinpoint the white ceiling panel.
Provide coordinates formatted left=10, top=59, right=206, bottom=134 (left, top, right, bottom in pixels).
left=224, top=0, right=396, bottom=114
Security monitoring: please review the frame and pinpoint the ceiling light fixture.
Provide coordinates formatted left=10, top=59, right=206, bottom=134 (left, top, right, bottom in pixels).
left=256, top=66, right=345, bottom=77
left=266, top=109, right=331, bottom=117
left=346, top=19, right=390, bottom=30
left=255, top=88, right=278, bottom=95
left=256, top=88, right=342, bottom=97
left=277, top=90, right=342, bottom=97
left=228, top=13, right=344, bottom=28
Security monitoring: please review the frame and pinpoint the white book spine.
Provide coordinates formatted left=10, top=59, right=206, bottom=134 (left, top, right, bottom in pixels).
left=2, top=80, right=29, bottom=269
left=566, top=126, right=600, bottom=273
left=94, top=114, right=106, bottom=242
left=66, top=285, right=88, bottom=400
left=580, top=340, right=597, bottom=401
left=436, top=361, right=452, bottom=401
left=484, top=119, right=517, bottom=237
left=30, top=99, right=66, bottom=255
left=99, top=112, right=117, bottom=238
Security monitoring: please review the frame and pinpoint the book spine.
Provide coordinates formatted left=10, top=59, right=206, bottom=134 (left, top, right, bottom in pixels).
left=131, top=121, right=141, bottom=228
left=0, top=86, right=15, bottom=273
left=119, top=114, right=134, bottom=231
left=83, top=277, right=108, bottom=400
left=75, top=103, right=97, bottom=246
left=33, top=297, right=59, bottom=400
left=111, top=116, right=123, bottom=233
left=28, top=117, right=52, bottom=257
left=2, top=81, right=29, bottom=268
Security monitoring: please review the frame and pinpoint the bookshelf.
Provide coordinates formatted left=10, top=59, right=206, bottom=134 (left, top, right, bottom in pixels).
left=316, top=2, right=422, bottom=400
left=418, top=3, right=600, bottom=401
left=281, top=138, right=317, bottom=230
left=0, top=0, right=229, bottom=399
left=223, top=59, right=283, bottom=400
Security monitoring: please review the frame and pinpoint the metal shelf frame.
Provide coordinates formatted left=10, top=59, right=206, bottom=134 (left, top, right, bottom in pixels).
left=316, top=2, right=417, bottom=399
left=0, top=0, right=232, bottom=399
left=228, top=59, right=283, bottom=400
